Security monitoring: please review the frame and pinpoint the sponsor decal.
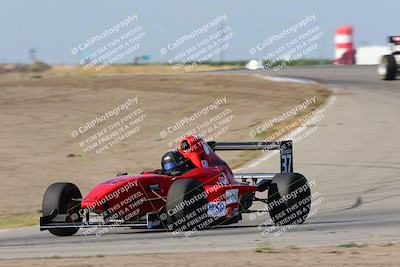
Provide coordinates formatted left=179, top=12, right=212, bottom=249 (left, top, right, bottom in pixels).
left=149, top=184, right=160, bottom=190
left=226, top=189, right=239, bottom=204
left=218, top=172, right=229, bottom=185
left=207, top=201, right=227, bottom=217
left=233, top=207, right=239, bottom=217
left=146, top=213, right=161, bottom=229
left=201, top=160, right=209, bottom=168
left=203, top=142, right=211, bottom=155
left=147, top=219, right=161, bottom=229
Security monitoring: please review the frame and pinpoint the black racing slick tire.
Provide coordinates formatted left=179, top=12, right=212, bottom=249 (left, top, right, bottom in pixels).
left=42, top=182, right=82, bottom=236
left=378, top=55, right=397, bottom=80
left=166, top=179, right=208, bottom=231
left=267, top=173, right=311, bottom=226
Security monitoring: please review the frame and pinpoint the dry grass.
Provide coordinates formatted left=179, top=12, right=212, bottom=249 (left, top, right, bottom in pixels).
left=45, top=64, right=241, bottom=76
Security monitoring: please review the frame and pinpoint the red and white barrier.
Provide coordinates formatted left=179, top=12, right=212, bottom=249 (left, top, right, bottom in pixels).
left=334, top=26, right=356, bottom=65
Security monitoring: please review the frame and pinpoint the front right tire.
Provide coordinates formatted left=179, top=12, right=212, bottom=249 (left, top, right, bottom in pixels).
left=267, top=173, right=311, bottom=226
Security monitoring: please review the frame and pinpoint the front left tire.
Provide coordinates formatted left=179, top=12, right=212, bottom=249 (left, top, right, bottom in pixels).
left=42, top=182, right=82, bottom=236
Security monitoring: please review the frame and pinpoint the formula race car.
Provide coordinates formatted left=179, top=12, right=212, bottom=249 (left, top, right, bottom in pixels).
left=378, top=36, right=400, bottom=80
left=40, top=135, right=312, bottom=236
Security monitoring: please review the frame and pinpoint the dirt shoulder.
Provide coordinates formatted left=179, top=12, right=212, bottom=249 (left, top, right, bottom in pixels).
left=1, top=243, right=398, bottom=267
left=0, top=72, right=329, bottom=226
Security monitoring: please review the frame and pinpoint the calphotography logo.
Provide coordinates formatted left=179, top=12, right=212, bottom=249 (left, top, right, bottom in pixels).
left=160, top=96, right=227, bottom=138
left=249, top=96, right=317, bottom=137
left=71, top=97, right=138, bottom=137
left=70, top=97, right=147, bottom=155
left=159, top=14, right=236, bottom=72
left=71, top=14, right=147, bottom=72
left=248, top=14, right=326, bottom=71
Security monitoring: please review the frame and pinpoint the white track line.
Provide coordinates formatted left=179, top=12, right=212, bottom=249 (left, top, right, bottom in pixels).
left=262, top=75, right=318, bottom=84
left=234, top=75, right=337, bottom=172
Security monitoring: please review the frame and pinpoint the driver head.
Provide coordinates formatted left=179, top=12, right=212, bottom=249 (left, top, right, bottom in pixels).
left=161, top=150, right=185, bottom=172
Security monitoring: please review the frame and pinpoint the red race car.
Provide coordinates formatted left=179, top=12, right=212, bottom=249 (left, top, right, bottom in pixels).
left=40, top=135, right=312, bottom=236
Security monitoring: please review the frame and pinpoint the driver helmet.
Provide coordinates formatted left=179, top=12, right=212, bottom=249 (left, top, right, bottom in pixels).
left=161, top=151, right=185, bottom=172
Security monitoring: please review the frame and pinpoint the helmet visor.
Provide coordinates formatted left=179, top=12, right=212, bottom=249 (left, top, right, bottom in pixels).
left=163, top=161, right=177, bottom=171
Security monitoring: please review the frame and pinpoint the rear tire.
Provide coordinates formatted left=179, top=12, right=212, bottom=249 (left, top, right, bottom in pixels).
left=42, top=182, right=82, bottom=236
left=267, top=173, right=311, bottom=226
left=166, top=179, right=208, bottom=231
left=378, top=55, right=397, bottom=80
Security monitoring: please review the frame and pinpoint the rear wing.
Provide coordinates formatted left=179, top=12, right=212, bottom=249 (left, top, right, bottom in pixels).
left=389, top=36, right=400, bottom=54
left=389, top=36, right=400, bottom=45
left=207, top=140, right=293, bottom=173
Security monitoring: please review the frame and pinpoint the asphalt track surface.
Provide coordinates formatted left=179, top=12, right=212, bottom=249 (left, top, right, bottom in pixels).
left=1, top=65, right=399, bottom=259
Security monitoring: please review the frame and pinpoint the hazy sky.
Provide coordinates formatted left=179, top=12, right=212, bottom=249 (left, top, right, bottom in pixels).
left=0, top=0, right=398, bottom=64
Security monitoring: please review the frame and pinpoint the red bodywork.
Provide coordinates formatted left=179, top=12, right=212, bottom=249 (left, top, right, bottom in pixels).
left=81, top=136, right=255, bottom=223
